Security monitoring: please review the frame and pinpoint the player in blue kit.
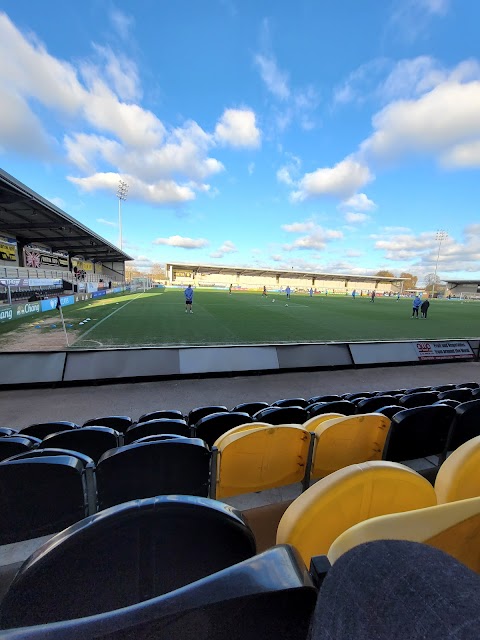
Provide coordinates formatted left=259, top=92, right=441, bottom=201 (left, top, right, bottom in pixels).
left=184, top=284, right=194, bottom=313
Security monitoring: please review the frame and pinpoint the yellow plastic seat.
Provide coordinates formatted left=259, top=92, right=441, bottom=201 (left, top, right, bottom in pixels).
left=215, top=426, right=312, bottom=499
left=276, top=461, right=436, bottom=565
left=328, top=496, right=480, bottom=573
left=302, top=413, right=345, bottom=431
left=213, top=422, right=271, bottom=449
left=311, top=413, right=391, bottom=479
left=435, top=435, right=480, bottom=503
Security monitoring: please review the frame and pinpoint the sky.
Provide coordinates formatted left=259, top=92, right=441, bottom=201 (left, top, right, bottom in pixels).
left=1, top=0, right=480, bottom=282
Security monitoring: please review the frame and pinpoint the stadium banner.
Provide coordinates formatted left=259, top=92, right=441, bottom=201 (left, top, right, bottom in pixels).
left=24, top=246, right=69, bottom=269
left=28, top=278, right=63, bottom=287
left=71, top=258, right=95, bottom=272
left=40, top=295, right=75, bottom=312
left=86, top=282, right=98, bottom=293
left=12, top=301, right=42, bottom=319
left=0, top=236, right=17, bottom=262
left=0, top=278, right=28, bottom=287
left=0, top=305, right=14, bottom=323
left=415, top=341, right=474, bottom=360
left=92, top=290, right=107, bottom=298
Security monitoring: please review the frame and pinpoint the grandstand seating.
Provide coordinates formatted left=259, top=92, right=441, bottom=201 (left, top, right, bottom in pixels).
left=310, top=414, right=390, bottom=480
left=42, top=427, right=121, bottom=464
left=276, top=461, right=437, bottom=564
left=193, top=411, right=252, bottom=447
left=435, top=436, right=480, bottom=503
left=20, top=421, right=78, bottom=440
left=82, top=416, right=133, bottom=433
left=446, top=399, right=480, bottom=451
left=96, top=438, right=211, bottom=509
left=213, top=425, right=312, bottom=499
left=438, top=388, right=473, bottom=402
left=308, top=400, right=356, bottom=417
left=0, top=496, right=257, bottom=628
left=271, top=397, right=309, bottom=408
left=308, top=394, right=342, bottom=403
left=375, top=405, right=404, bottom=418
left=356, top=395, right=399, bottom=412
left=188, top=405, right=228, bottom=426
left=124, top=418, right=190, bottom=444
left=137, top=409, right=184, bottom=422
left=398, top=391, right=439, bottom=408
left=0, top=428, right=17, bottom=437
left=328, top=496, right=480, bottom=573
left=0, top=436, right=41, bottom=462
left=231, top=401, right=269, bottom=416
left=253, top=406, right=309, bottom=424
left=0, top=448, right=95, bottom=544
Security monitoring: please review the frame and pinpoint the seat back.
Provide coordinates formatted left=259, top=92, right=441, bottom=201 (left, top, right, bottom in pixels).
left=188, top=406, right=228, bottom=426
left=82, top=416, right=133, bottom=433
left=125, top=419, right=189, bottom=444
left=342, top=391, right=376, bottom=400
left=20, top=422, right=78, bottom=440
left=398, top=392, right=439, bottom=408
left=448, top=399, right=480, bottom=451
left=356, top=396, right=398, bottom=412
left=212, top=422, right=272, bottom=449
left=43, top=427, right=120, bottom=463
left=0, top=428, right=17, bottom=437
left=0, top=496, right=257, bottom=628
left=312, top=414, right=390, bottom=479
left=328, top=496, right=480, bottom=573
left=435, top=435, right=480, bottom=503
left=374, top=405, right=405, bottom=419
left=438, top=388, right=472, bottom=403
left=303, top=413, right=345, bottom=431
left=253, top=406, right=308, bottom=425
left=215, top=426, right=312, bottom=499
left=231, top=401, right=269, bottom=416
left=194, top=412, right=252, bottom=447
left=0, top=451, right=93, bottom=544
left=308, top=400, right=356, bottom=417
left=0, top=436, right=39, bottom=462
left=456, top=382, right=479, bottom=390
left=382, top=405, right=455, bottom=462
left=138, top=410, right=184, bottom=422
left=277, top=461, right=437, bottom=564
left=272, top=398, right=308, bottom=408
left=97, top=439, right=211, bottom=509
left=308, top=394, right=342, bottom=404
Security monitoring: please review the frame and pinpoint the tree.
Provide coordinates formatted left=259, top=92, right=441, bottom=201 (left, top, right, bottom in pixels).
left=375, top=270, right=396, bottom=278
left=148, top=262, right=166, bottom=282
left=424, top=273, right=446, bottom=295
left=125, top=261, right=143, bottom=282
left=400, top=272, right=418, bottom=291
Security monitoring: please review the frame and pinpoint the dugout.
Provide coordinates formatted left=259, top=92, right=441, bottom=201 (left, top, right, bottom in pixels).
left=0, top=168, right=131, bottom=302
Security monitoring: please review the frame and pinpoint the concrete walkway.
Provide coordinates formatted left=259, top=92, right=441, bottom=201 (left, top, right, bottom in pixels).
left=1, top=361, right=479, bottom=428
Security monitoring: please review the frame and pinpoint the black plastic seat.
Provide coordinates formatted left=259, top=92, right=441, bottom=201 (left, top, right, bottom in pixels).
left=43, top=427, right=121, bottom=464
left=20, top=421, right=78, bottom=440
left=82, top=416, right=133, bottom=433
left=0, top=545, right=315, bottom=640
left=403, top=387, right=432, bottom=394
left=432, top=384, right=456, bottom=392
left=455, top=382, right=479, bottom=389
left=188, top=406, right=228, bottom=426
left=0, top=428, right=17, bottom=437
left=437, top=388, right=472, bottom=403
left=308, top=400, right=356, bottom=417
left=448, top=399, right=480, bottom=451
left=193, top=412, right=252, bottom=447
left=271, top=398, right=309, bottom=408
left=0, top=436, right=41, bottom=462
left=375, top=405, right=405, bottom=419
left=0, top=496, right=258, bottom=628
left=134, top=435, right=190, bottom=443
left=307, top=394, right=342, bottom=404
left=356, top=396, right=399, bottom=412
left=231, top=401, right=269, bottom=416
left=138, top=410, right=184, bottom=423
left=252, top=406, right=308, bottom=425
left=398, top=392, right=439, bottom=408
left=382, top=405, right=456, bottom=468
left=0, top=448, right=95, bottom=544
left=374, top=389, right=405, bottom=397
left=471, top=388, right=480, bottom=399
left=125, top=419, right=190, bottom=444
left=342, top=392, right=376, bottom=401
left=433, top=399, right=460, bottom=409
left=96, top=439, right=211, bottom=509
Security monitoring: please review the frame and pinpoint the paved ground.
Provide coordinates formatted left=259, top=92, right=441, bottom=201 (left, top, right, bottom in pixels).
left=1, top=361, right=479, bottom=428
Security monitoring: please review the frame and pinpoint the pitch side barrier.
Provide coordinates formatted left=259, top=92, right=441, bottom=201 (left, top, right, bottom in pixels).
left=0, top=338, right=478, bottom=388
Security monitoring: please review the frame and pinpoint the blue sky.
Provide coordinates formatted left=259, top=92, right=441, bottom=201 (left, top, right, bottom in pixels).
left=1, top=0, right=480, bottom=281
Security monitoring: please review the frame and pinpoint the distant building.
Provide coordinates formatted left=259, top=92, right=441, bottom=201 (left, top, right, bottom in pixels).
left=444, top=279, right=480, bottom=298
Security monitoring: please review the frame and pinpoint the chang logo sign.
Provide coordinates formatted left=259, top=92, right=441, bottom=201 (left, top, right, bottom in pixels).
left=16, top=302, right=41, bottom=316
left=0, top=307, right=13, bottom=322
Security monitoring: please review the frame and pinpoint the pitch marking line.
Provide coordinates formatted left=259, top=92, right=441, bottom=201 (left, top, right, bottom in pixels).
left=71, top=293, right=144, bottom=345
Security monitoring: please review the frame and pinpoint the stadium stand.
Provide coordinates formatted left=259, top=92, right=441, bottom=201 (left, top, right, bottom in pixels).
left=187, top=405, right=228, bottom=426
left=231, top=401, right=269, bottom=416
left=42, top=427, right=122, bottom=464
left=252, top=405, right=309, bottom=424
left=124, top=418, right=190, bottom=443
left=0, top=436, right=41, bottom=462
left=307, top=400, right=356, bottom=416
left=276, top=461, right=437, bottom=564
left=137, top=409, right=184, bottom=422
left=271, top=397, right=309, bottom=408
left=398, top=391, right=439, bottom=407
left=20, top=421, right=78, bottom=440
left=82, top=416, right=133, bottom=433
left=193, top=411, right=252, bottom=447
left=0, top=428, right=17, bottom=437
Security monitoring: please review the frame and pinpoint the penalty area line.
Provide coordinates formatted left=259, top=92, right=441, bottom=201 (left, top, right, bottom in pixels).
left=71, top=293, right=144, bottom=346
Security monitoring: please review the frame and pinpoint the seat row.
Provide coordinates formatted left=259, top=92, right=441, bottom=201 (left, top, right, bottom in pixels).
left=2, top=435, right=480, bottom=634
left=2, top=401, right=480, bottom=544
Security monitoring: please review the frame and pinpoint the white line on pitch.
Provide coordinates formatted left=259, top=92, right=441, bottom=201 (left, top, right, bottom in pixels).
left=71, top=293, right=143, bottom=345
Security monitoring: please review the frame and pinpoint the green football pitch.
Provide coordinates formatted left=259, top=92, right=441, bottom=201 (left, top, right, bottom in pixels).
left=0, top=289, right=479, bottom=350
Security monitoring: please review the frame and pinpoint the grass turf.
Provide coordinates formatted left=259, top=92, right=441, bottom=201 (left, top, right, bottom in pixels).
left=1, top=289, right=478, bottom=349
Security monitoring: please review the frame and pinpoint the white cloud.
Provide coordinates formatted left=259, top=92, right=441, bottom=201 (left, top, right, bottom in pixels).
left=46, top=196, right=66, bottom=209
left=153, top=235, right=209, bottom=249
left=344, top=212, right=371, bottom=224
left=441, top=139, right=480, bottom=168
left=291, top=157, right=373, bottom=202
left=96, top=218, right=117, bottom=227
left=210, top=240, right=238, bottom=258
left=277, top=154, right=301, bottom=186
left=254, top=53, right=290, bottom=100
left=333, top=58, right=390, bottom=106
left=109, top=8, right=135, bottom=40
left=69, top=172, right=196, bottom=205
left=340, top=193, right=377, bottom=211
left=277, top=166, right=294, bottom=186
left=0, top=88, right=53, bottom=157
left=215, top=108, right=261, bottom=148
left=283, top=223, right=343, bottom=252
left=387, top=0, right=451, bottom=43
left=282, top=220, right=316, bottom=233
